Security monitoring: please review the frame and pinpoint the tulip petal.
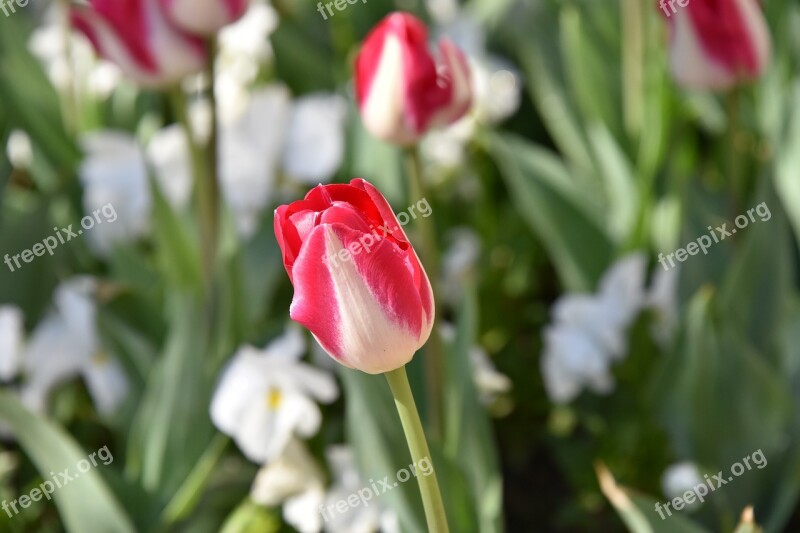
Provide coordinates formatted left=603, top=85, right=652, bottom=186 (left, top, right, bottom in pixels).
left=289, top=224, right=429, bottom=374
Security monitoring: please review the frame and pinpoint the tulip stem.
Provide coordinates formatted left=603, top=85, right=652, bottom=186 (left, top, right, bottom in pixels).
left=385, top=366, right=449, bottom=533
left=404, top=147, right=444, bottom=440
left=199, top=37, right=221, bottom=288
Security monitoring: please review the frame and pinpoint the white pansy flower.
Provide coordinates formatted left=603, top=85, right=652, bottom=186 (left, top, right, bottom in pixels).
left=541, top=254, right=647, bottom=403
left=0, top=306, right=24, bottom=382
left=29, top=7, right=122, bottom=99
left=210, top=327, right=338, bottom=464
left=216, top=1, right=280, bottom=119
left=251, top=438, right=327, bottom=533
left=470, top=347, right=512, bottom=406
left=146, top=125, right=194, bottom=210
left=6, top=130, right=33, bottom=170
left=282, top=93, right=348, bottom=185
left=78, top=132, right=151, bottom=256
left=647, top=267, right=680, bottom=349
left=662, top=461, right=703, bottom=509
left=322, top=446, right=399, bottom=533
left=441, top=228, right=481, bottom=303
left=21, top=278, right=129, bottom=415
left=219, top=86, right=291, bottom=237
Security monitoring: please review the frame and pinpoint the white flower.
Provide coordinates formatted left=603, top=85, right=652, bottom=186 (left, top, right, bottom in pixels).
left=470, top=347, right=512, bottom=406
left=282, top=93, right=348, bottom=184
left=661, top=462, right=703, bottom=507
left=219, top=86, right=292, bottom=237
left=440, top=228, right=481, bottom=303
left=216, top=1, right=280, bottom=118
left=20, top=278, right=129, bottom=415
left=210, top=327, right=338, bottom=464
left=541, top=254, right=647, bottom=403
left=322, top=446, right=399, bottom=533
left=5, top=130, right=33, bottom=170
left=29, top=7, right=121, bottom=99
left=0, top=306, right=24, bottom=382
left=78, top=133, right=151, bottom=255
left=251, top=438, right=327, bottom=533
left=647, top=267, right=680, bottom=349
left=146, top=125, right=194, bottom=210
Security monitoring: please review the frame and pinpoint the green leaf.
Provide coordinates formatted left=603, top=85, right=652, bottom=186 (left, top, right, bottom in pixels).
left=774, top=82, right=800, bottom=250
left=0, top=391, right=136, bottom=533
left=484, top=131, right=613, bottom=291
left=126, top=293, right=216, bottom=499
left=443, top=286, right=503, bottom=533
left=596, top=463, right=710, bottom=533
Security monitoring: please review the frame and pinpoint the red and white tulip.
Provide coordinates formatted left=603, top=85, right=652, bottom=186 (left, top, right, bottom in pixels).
left=71, top=0, right=206, bottom=87
left=159, top=0, right=249, bottom=36
left=354, top=12, right=472, bottom=145
left=274, top=179, right=435, bottom=374
left=661, top=0, right=771, bottom=90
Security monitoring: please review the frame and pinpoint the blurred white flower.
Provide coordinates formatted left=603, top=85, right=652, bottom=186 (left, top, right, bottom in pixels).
left=541, top=254, right=647, bottom=403
left=470, top=347, right=512, bottom=406
left=439, top=323, right=510, bottom=407
left=21, top=278, right=129, bottom=415
left=282, top=93, right=348, bottom=184
left=0, top=306, right=24, bottom=382
left=251, top=438, right=327, bottom=533
left=219, top=85, right=292, bottom=237
left=441, top=228, right=481, bottom=303
left=216, top=1, right=280, bottom=118
left=29, top=7, right=121, bottom=99
left=661, top=461, right=703, bottom=506
left=647, top=267, right=680, bottom=349
left=78, top=132, right=151, bottom=255
left=5, top=130, right=33, bottom=170
left=146, top=125, right=194, bottom=210
left=210, top=327, right=338, bottom=464
left=322, top=446, right=399, bottom=533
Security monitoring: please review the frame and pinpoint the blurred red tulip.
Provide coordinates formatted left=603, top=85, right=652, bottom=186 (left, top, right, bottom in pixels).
left=354, top=12, right=472, bottom=145
left=71, top=0, right=206, bottom=87
left=660, top=0, right=771, bottom=90
left=274, top=179, right=435, bottom=374
left=160, top=0, right=248, bottom=36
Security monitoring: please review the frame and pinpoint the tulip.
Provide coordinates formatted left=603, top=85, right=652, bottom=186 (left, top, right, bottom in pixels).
left=354, top=12, right=472, bottom=145
left=660, top=0, right=771, bottom=90
left=71, top=0, right=206, bottom=87
left=159, top=0, right=248, bottom=36
left=274, top=179, right=434, bottom=374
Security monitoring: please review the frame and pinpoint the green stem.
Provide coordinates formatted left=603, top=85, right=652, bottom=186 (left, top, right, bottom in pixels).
left=169, top=42, right=220, bottom=294
left=726, top=88, right=743, bottom=216
left=620, top=0, right=644, bottom=138
left=385, top=366, right=449, bottom=533
left=404, top=147, right=444, bottom=440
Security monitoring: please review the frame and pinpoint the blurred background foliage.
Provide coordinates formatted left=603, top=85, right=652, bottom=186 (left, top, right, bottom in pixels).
left=1, top=0, right=800, bottom=532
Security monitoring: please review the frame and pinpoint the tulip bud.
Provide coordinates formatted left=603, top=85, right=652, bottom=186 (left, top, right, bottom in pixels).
left=274, top=179, right=434, bottom=374
left=71, top=0, right=206, bottom=87
left=159, top=0, right=248, bottom=36
left=660, top=0, right=771, bottom=90
left=355, top=12, right=472, bottom=145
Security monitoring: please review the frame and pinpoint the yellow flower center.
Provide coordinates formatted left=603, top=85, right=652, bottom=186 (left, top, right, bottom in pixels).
left=266, top=389, right=283, bottom=410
